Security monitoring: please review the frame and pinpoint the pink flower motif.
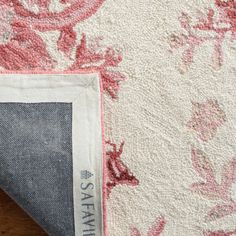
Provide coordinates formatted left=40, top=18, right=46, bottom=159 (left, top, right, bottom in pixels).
left=57, top=27, right=77, bottom=56
left=187, top=100, right=226, bottom=142
left=191, top=148, right=236, bottom=221
left=70, top=34, right=126, bottom=99
left=170, top=0, right=236, bottom=71
left=105, top=141, right=139, bottom=197
left=131, top=217, right=166, bottom=236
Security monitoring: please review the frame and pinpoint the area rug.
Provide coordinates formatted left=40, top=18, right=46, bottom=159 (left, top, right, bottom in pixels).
left=1, top=0, right=236, bottom=236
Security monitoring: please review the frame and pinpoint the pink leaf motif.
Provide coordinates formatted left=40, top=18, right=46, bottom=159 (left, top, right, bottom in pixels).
left=57, top=27, right=76, bottom=56
left=206, top=203, right=236, bottom=221
left=131, top=217, right=166, bottom=236
left=147, top=217, right=166, bottom=236
left=191, top=182, right=221, bottom=200
left=70, top=34, right=125, bottom=99
left=0, top=22, right=54, bottom=70
left=191, top=148, right=215, bottom=183
left=221, top=158, right=236, bottom=194
left=190, top=149, right=236, bottom=221
left=204, top=230, right=236, bottom=236
left=187, top=100, right=226, bottom=142
left=106, top=141, right=139, bottom=197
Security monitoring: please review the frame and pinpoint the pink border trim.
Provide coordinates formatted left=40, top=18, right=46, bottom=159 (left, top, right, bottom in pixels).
left=0, top=69, right=107, bottom=236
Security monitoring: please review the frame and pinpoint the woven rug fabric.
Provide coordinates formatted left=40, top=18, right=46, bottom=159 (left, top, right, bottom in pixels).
left=1, top=1, right=236, bottom=236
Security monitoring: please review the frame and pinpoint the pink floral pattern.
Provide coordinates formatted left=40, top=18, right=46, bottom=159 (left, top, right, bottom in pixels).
left=131, top=217, right=166, bottom=236
left=187, top=100, right=226, bottom=142
left=191, top=148, right=236, bottom=221
left=106, top=141, right=139, bottom=197
left=170, top=0, right=236, bottom=72
left=0, top=1, right=126, bottom=99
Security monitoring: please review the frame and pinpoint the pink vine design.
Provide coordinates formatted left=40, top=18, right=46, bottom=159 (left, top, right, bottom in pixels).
left=191, top=148, right=236, bottom=221
left=105, top=141, right=139, bottom=197
left=131, top=217, right=166, bottom=236
left=170, top=0, right=236, bottom=72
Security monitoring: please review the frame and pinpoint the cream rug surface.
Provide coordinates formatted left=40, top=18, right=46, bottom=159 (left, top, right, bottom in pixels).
left=1, top=0, right=236, bottom=236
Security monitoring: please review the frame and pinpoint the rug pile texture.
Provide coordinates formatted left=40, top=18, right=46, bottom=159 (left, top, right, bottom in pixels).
left=1, top=0, right=236, bottom=236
